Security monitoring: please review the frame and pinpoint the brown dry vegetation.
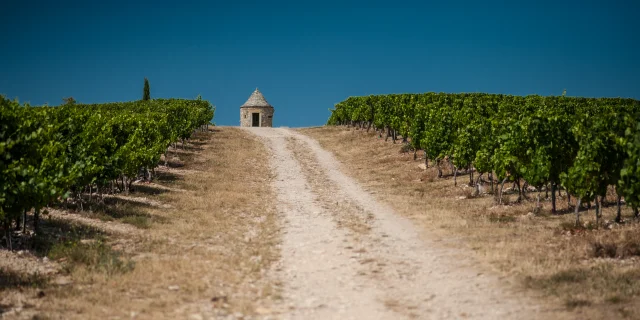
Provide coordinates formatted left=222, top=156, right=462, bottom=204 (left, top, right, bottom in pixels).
left=0, top=127, right=280, bottom=319
left=299, top=125, right=640, bottom=320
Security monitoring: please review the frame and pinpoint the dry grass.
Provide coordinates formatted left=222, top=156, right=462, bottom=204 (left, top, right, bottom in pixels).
left=1, top=127, right=280, bottom=319
left=299, top=125, right=640, bottom=319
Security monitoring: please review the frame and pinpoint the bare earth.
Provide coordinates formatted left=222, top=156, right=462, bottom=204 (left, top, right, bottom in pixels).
left=248, top=127, right=570, bottom=320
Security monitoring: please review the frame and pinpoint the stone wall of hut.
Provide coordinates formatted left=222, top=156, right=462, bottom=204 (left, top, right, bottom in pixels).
left=240, top=107, right=274, bottom=127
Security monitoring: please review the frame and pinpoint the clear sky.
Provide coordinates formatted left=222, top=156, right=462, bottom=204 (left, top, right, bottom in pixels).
left=1, top=0, right=638, bottom=127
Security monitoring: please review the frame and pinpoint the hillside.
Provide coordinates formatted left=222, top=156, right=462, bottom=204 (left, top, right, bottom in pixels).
left=1, top=125, right=638, bottom=319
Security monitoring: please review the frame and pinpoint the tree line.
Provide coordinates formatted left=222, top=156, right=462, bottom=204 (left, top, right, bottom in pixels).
left=327, top=93, right=640, bottom=224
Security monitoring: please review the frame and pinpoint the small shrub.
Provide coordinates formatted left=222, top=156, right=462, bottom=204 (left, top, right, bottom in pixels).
left=488, top=214, right=517, bottom=223
left=48, top=240, right=134, bottom=275
left=584, top=221, right=600, bottom=231
left=592, top=232, right=640, bottom=259
left=620, top=242, right=640, bottom=258
left=494, top=192, right=513, bottom=205
left=549, top=269, right=588, bottom=283
left=559, top=221, right=588, bottom=235
left=87, top=212, right=115, bottom=222
left=461, top=187, right=480, bottom=199
left=593, top=241, right=618, bottom=258
left=419, top=169, right=438, bottom=183
left=0, top=268, right=49, bottom=289
left=606, top=295, right=625, bottom=304
left=121, top=215, right=151, bottom=229
left=565, top=299, right=591, bottom=309
left=399, top=143, right=415, bottom=154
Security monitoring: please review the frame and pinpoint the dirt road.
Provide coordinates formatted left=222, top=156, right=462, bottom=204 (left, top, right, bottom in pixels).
left=248, top=127, right=564, bottom=320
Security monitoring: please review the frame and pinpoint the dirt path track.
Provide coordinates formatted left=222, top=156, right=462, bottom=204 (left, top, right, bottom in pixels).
left=248, top=127, right=564, bottom=320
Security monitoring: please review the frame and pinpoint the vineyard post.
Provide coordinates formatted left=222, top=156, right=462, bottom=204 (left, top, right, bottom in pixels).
left=424, top=151, right=428, bottom=167
left=15, top=213, right=21, bottom=231
left=33, top=208, right=40, bottom=235
left=551, top=182, right=557, bottom=214
left=574, top=198, right=582, bottom=226
left=595, top=195, right=601, bottom=225
left=615, top=193, right=623, bottom=223
left=516, top=180, right=523, bottom=202
left=22, top=210, right=27, bottom=233
left=489, top=172, right=494, bottom=194
left=4, top=220, right=12, bottom=250
left=499, top=177, right=508, bottom=204
left=558, top=186, right=562, bottom=197
left=453, top=167, right=458, bottom=186
left=77, top=191, right=84, bottom=211
left=474, top=173, right=483, bottom=196
left=545, top=183, right=549, bottom=198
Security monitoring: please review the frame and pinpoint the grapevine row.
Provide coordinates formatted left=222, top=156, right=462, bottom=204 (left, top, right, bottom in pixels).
left=327, top=93, right=640, bottom=224
left=1, top=96, right=214, bottom=236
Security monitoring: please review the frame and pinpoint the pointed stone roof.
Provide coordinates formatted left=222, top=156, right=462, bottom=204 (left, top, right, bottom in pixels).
left=241, top=88, right=273, bottom=108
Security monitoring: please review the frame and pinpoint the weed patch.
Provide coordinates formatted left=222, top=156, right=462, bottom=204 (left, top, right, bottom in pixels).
left=592, top=231, right=640, bottom=259
left=0, top=268, right=49, bottom=290
left=48, top=239, right=134, bottom=275
left=120, top=215, right=152, bottom=229
left=527, top=266, right=640, bottom=306
left=565, top=299, right=591, bottom=309
left=488, top=214, right=517, bottom=223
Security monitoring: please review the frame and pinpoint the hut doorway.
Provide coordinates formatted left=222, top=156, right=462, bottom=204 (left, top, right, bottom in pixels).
left=252, top=113, right=260, bottom=127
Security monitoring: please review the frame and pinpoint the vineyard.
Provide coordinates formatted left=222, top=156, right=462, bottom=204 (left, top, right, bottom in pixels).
left=0, top=96, right=214, bottom=244
left=327, top=93, right=640, bottom=224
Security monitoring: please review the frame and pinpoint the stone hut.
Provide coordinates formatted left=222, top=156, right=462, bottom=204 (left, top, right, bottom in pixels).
left=240, top=88, right=274, bottom=127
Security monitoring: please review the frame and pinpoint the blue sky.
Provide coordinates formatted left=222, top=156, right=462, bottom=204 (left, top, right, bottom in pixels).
left=1, top=0, right=638, bottom=127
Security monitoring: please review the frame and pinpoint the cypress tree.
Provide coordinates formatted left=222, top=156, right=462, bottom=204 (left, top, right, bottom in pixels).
left=143, top=78, right=151, bottom=101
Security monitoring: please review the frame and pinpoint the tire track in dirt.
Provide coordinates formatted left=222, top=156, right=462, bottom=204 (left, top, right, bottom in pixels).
left=248, top=127, right=396, bottom=320
left=249, top=127, right=571, bottom=320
